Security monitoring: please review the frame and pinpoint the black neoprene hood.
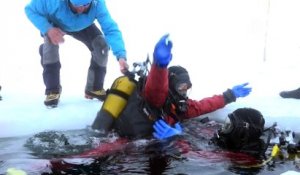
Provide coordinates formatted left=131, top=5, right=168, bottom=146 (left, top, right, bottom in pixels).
left=168, top=66, right=192, bottom=92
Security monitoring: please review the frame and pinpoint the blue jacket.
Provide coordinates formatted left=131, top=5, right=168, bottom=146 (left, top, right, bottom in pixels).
left=25, top=0, right=126, bottom=59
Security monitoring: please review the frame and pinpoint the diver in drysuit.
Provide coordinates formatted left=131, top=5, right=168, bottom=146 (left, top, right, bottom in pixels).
left=91, top=34, right=252, bottom=140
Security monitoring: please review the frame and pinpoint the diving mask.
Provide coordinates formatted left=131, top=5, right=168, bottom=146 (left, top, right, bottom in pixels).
left=221, top=114, right=233, bottom=134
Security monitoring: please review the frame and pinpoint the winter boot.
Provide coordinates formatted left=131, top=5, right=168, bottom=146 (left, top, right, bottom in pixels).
left=279, top=88, right=300, bottom=99
left=44, top=93, right=60, bottom=107
left=44, top=88, right=61, bottom=108
left=85, top=89, right=106, bottom=101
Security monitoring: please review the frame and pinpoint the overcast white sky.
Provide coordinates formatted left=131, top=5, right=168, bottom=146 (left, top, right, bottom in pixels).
left=1, top=0, right=300, bottom=138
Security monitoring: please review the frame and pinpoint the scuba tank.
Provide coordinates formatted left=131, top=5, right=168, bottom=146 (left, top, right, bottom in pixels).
left=102, top=76, right=137, bottom=119
left=91, top=75, right=137, bottom=133
left=92, top=57, right=150, bottom=134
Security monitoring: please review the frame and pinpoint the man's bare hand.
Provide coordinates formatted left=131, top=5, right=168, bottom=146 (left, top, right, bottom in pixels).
left=118, top=58, right=129, bottom=74
left=47, top=27, right=65, bottom=45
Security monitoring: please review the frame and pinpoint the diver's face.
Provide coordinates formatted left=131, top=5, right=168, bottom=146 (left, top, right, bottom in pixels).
left=176, top=83, right=191, bottom=98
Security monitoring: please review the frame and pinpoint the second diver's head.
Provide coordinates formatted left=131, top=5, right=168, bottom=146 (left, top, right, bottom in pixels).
left=168, top=66, right=192, bottom=98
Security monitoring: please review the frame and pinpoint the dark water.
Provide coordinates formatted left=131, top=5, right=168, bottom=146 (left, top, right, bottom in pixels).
left=1, top=119, right=299, bottom=175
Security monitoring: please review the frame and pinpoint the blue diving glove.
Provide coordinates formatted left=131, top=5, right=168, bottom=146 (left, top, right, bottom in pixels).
left=231, top=82, right=252, bottom=98
left=153, top=34, right=173, bottom=68
left=153, top=119, right=182, bottom=140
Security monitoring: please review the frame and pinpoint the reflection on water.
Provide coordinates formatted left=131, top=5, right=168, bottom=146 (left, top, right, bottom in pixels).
left=0, top=119, right=299, bottom=175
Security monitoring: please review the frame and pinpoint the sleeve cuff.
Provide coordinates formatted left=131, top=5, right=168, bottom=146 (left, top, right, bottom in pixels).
left=223, top=89, right=236, bottom=104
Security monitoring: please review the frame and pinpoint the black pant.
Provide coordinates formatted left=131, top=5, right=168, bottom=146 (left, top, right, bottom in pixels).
left=40, top=24, right=109, bottom=95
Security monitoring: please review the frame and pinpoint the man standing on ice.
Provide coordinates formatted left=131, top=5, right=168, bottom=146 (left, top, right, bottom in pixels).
left=25, top=0, right=129, bottom=107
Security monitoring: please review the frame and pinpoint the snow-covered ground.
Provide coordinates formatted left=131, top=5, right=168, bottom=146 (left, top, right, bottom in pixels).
left=1, top=0, right=300, bottom=138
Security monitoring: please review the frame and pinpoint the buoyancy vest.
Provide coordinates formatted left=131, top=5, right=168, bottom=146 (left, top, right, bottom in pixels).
left=113, top=89, right=156, bottom=139
left=99, top=74, right=158, bottom=139
left=96, top=73, right=186, bottom=139
left=113, top=90, right=187, bottom=138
